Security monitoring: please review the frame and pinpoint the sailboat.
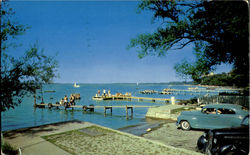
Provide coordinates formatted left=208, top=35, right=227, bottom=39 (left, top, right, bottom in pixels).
left=74, top=82, right=80, bottom=88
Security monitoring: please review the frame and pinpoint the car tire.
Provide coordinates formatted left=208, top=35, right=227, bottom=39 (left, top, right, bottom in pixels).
left=197, top=135, right=207, bottom=153
left=180, top=121, right=191, bottom=130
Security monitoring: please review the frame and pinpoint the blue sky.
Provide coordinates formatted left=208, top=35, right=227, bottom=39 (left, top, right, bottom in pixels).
left=6, top=1, right=232, bottom=83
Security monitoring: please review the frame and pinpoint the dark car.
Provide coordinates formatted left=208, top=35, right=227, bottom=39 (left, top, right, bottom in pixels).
left=197, top=115, right=249, bottom=155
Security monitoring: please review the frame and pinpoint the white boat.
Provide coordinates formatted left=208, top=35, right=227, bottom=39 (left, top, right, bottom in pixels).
left=74, top=82, right=80, bottom=88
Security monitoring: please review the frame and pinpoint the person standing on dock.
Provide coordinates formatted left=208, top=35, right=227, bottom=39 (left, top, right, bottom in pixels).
left=60, top=98, right=64, bottom=105
left=70, top=95, right=75, bottom=105
left=103, top=89, right=106, bottom=97
left=64, top=95, right=68, bottom=103
left=108, top=90, right=111, bottom=97
left=97, top=89, right=100, bottom=96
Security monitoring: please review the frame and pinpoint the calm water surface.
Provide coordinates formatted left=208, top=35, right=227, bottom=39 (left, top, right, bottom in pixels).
left=2, top=83, right=215, bottom=131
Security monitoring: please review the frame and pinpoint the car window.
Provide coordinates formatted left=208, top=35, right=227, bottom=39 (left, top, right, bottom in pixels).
left=217, top=108, right=235, bottom=114
left=202, top=108, right=216, bottom=114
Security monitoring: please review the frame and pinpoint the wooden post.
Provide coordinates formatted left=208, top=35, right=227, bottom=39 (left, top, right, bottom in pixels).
left=126, top=106, right=133, bottom=119
left=33, top=94, right=37, bottom=107
left=126, top=105, right=128, bottom=116
left=126, top=105, right=128, bottom=119
left=89, top=105, right=94, bottom=112
left=104, top=106, right=112, bottom=115
left=171, top=96, right=175, bottom=105
left=34, top=95, right=36, bottom=105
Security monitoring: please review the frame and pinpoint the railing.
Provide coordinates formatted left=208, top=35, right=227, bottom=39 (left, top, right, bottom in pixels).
left=198, top=95, right=249, bottom=108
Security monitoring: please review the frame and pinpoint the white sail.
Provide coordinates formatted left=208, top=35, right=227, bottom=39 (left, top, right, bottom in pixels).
left=74, top=82, right=80, bottom=88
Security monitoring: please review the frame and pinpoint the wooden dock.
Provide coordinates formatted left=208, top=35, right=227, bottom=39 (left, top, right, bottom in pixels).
left=161, top=88, right=239, bottom=95
left=34, top=103, right=159, bottom=118
left=92, top=96, right=175, bottom=103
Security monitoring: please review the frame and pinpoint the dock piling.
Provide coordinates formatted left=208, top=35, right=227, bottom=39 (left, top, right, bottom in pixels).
left=125, top=105, right=133, bottom=118
left=33, top=95, right=36, bottom=107
left=104, top=106, right=112, bottom=115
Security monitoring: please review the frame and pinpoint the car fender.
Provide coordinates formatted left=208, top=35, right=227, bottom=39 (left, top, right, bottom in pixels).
left=178, top=115, right=198, bottom=127
left=220, top=144, right=249, bottom=155
left=219, top=144, right=237, bottom=154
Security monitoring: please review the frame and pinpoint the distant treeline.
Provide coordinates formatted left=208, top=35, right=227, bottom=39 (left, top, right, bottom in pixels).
left=165, top=81, right=194, bottom=85
left=198, top=72, right=248, bottom=88
left=138, top=81, right=194, bottom=85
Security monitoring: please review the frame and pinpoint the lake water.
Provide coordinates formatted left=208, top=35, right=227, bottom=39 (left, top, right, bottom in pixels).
left=1, top=83, right=221, bottom=131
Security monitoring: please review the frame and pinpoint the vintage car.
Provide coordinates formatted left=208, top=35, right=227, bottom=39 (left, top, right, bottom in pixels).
left=176, top=104, right=248, bottom=130
left=197, top=115, right=249, bottom=155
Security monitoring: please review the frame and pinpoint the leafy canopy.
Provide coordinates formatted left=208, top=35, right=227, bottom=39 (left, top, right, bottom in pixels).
left=128, top=0, right=249, bottom=86
left=1, top=3, right=58, bottom=111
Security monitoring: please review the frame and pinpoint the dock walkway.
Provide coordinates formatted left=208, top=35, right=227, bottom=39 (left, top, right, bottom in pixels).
left=34, top=103, right=160, bottom=118
left=92, top=95, right=177, bottom=103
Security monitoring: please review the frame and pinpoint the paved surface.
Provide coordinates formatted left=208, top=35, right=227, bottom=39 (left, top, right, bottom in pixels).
left=3, top=120, right=93, bottom=155
left=3, top=120, right=202, bottom=155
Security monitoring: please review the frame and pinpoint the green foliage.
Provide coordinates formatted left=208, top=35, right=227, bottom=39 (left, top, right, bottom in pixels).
left=200, top=71, right=249, bottom=88
left=0, top=2, right=58, bottom=111
left=129, top=0, right=249, bottom=87
left=1, top=4, right=29, bottom=50
left=1, top=141, right=18, bottom=155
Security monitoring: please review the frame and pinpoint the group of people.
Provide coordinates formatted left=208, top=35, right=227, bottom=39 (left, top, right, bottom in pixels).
left=60, top=94, right=75, bottom=106
left=96, top=89, right=111, bottom=97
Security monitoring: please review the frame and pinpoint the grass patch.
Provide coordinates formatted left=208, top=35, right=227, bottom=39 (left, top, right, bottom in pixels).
left=41, top=126, right=116, bottom=154
left=1, top=142, right=18, bottom=155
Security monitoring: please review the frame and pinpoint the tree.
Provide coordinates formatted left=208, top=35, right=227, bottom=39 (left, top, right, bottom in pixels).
left=0, top=3, right=58, bottom=111
left=128, top=0, right=249, bottom=87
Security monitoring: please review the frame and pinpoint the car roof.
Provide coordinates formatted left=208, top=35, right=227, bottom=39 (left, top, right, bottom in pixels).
left=203, top=104, right=243, bottom=110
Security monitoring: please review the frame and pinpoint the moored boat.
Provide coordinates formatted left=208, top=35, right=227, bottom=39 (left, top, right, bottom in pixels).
left=74, top=82, right=80, bottom=88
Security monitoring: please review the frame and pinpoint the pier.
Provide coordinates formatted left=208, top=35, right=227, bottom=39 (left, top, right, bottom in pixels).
left=34, top=103, right=159, bottom=118
left=92, top=96, right=176, bottom=103
left=159, top=88, right=239, bottom=96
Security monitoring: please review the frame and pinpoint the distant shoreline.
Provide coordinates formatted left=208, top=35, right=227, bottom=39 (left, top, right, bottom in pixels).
left=45, top=82, right=244, bottom=90
left=46, top=81, right=194, bottom=85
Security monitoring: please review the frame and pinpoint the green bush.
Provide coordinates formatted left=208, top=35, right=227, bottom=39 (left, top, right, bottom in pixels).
left=1, top=142, right=18, bottom=155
